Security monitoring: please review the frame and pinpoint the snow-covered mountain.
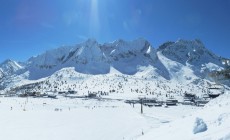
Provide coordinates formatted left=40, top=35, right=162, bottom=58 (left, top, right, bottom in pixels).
left=102, top=38, right=165, bottom=75
left=0, top=59, right=23, bottom=78
left=0, top=38, right=229, bottom=140
left=20, top=38, right=165, bottom=80
left=26, top=39, right=110, bottom=79
left=158, top=39, right=226, bottom=78
left=158, top=39, right=219, bottom=65
left=0, top=38, right=229, bottom=94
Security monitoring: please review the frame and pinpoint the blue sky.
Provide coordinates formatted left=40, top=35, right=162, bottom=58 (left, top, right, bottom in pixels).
left=0, top=0, right=229, bottom=62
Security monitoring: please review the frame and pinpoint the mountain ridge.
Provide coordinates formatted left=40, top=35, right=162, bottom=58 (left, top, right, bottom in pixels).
left=0, top=38, right=229, bottom=91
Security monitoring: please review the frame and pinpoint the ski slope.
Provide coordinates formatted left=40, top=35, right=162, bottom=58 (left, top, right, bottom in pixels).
left=0, top=97, right=196, bottom=140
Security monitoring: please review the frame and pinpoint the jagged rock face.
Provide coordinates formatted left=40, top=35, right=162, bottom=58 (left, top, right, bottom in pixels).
left=159, top=39, right=220, bottom=65
left=209, top=68, right=230, bottom=86
left=221, top=58, right=230, bottom=67
left=22, top=38, right=159, bottom=79
left=0, top=69, right=3, bottom=79
left=26, top=46, right=73, bottom=79
left=26, top=39, right=110, bottom=79
left=102, top=38, right=158, bottom=74
left=158, top=39, right=226, bottom=78
left=0, top=38, right=229, bottom=88
left=0, top=60, right=24, bottom=90
left=0, top=59, right=23, bottom=76
left=27, top=39, right=108, bottom=69
left=107, top=39, right=157, bottom=61
left=68, top=39, right=110, bottom=75
left=27, top=46, right=72, bottom=69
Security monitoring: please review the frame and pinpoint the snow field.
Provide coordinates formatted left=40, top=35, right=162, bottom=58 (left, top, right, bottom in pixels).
left=138, top=92, right=230, bottom=140
left=0, top=97, right=197, bottom=140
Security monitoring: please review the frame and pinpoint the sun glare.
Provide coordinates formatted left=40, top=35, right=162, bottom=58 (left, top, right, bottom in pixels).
left=90, top=0, right=100, bottom=37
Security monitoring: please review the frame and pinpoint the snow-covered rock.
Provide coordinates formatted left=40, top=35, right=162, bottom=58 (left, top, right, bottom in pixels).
left=12, top=38, right=163, bottom=79
left=158, top=39, right=228, bottom=82
left=158, top=39, right=219, bottom=65
left=193, top=117, right=208, bottom=134
left=103, top=38, right=159, bottom=75
left=0, top=38, right=229, bottom=140
left=0, top=59, right=23, bottom=75
left=0, top=38, right=229, bottom=91
left=138, top=92, right=230, bottom=140
left=26, top=39, right=110, bottom=79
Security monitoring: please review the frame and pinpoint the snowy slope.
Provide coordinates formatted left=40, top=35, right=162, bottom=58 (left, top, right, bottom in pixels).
left=0, top=60, right=25, bottom=89
left=138, top=91, right=230, bottom=140
left=0, top=38, right=230, bottom=140
left=0, top=59, right=23, bottom=76
left=0, top=96, right=198, bottom=140
left=7, top=66, right=212, bottom=102
left=27, top=39, right=110, bottom=79
left=102, top=38, right=162, bottom=75
left=158, top=39, right=226, bottom=79
left=0, top=69, right=3, bottom=79
left=158, top=39, right=221, bottom=66
left=25, top=38, right=161, bottom=80
left=0, top=38, right=229, bottom=93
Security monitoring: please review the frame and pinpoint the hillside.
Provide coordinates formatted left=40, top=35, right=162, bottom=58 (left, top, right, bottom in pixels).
left=0, top=38, right=230, bottom=140
left=0, top=39, right=229, bottom=97
left=138, top=92, right=230, bottom=140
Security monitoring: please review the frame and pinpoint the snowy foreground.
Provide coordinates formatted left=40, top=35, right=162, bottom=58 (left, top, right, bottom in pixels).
left=0, top=96, right=195, bottom=140
left=0, top=93, right=230, bottom=140
left=138, top=92, right=230, bottom=140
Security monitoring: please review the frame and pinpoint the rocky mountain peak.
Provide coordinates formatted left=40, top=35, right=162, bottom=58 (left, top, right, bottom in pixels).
left=158, top=39, right=220, bottom=66
left=0, top=59, right=23, bottom=76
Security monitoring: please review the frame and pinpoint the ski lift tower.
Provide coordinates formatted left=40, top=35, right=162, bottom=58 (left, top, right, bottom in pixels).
left=138, top=95, right=146, bottom=114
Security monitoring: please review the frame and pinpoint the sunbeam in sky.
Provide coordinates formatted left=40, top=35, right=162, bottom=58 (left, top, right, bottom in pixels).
left=89, top=0, right=100, bottom=38
left=0, top=0, right=229, bottom=62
